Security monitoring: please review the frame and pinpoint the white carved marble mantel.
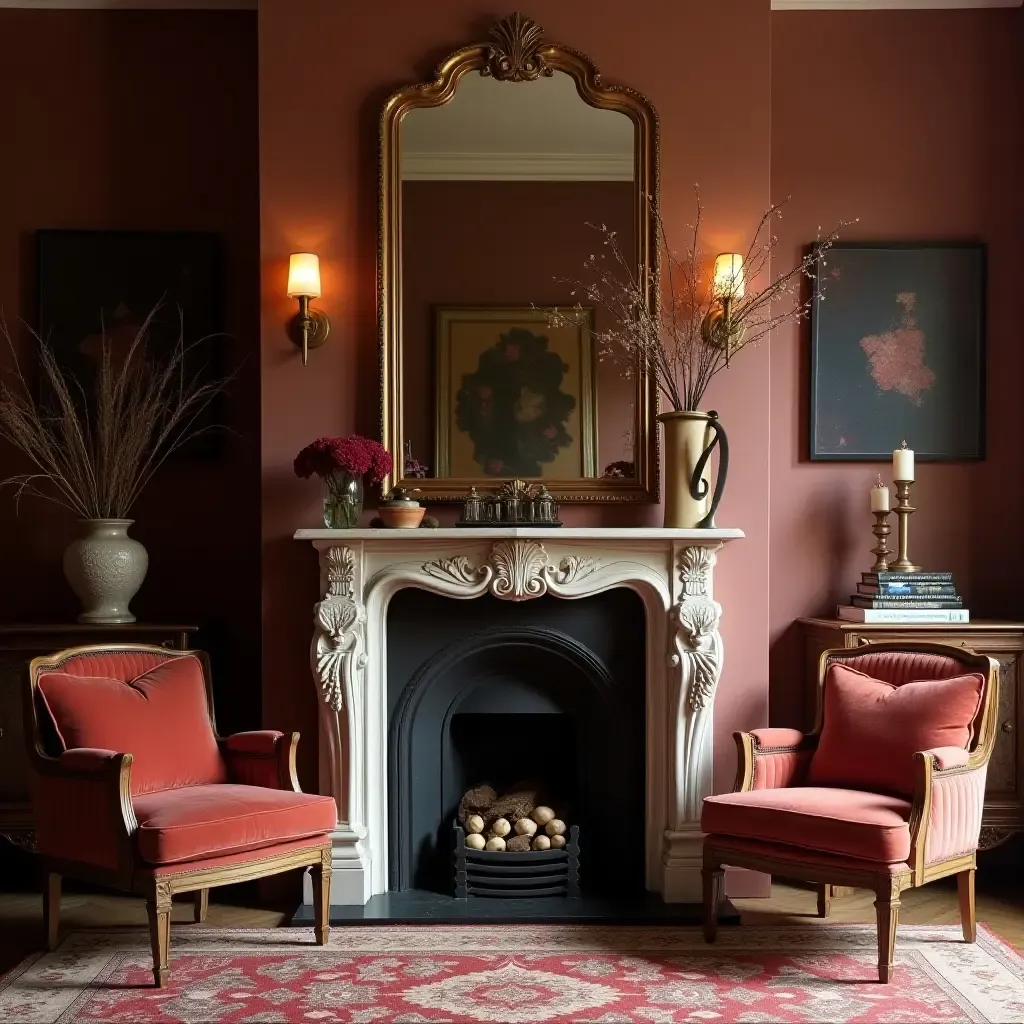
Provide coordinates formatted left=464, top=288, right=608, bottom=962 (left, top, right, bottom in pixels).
left=294, top=527, right=743, bottom=905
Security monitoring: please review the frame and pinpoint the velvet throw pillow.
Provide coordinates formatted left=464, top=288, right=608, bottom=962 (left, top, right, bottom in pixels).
left=37, top=655, right=226, bottom=796
left=807, top=663, right=984, bottom=799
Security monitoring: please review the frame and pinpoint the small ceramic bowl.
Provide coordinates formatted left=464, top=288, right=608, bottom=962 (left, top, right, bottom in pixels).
left=377, top=505, right=426, bottom=529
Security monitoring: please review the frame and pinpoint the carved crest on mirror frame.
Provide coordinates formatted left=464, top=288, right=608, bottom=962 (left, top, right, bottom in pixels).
left=483, top=12, right=552, bottom=82
left=379, top=12, right=661, bottom=504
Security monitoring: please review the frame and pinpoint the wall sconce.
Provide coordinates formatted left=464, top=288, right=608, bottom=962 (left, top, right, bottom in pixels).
left=701, top=253, right=746, bottom=358
left=287, top=253, right=331, bottom=366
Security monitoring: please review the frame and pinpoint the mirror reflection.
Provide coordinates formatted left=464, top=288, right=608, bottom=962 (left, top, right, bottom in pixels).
left=399, top=70, right=639, bottom=483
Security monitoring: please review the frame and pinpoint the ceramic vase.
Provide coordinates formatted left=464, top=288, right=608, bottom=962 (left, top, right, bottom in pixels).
left=322, top=470, right=364, bottom=529
left=63, top=519, right=149, bottom=624
left=658, top=410, right=728, bottom=529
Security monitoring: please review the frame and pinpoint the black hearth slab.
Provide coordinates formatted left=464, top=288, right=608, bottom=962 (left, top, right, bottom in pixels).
left=290, top=891, right=740, bottom=926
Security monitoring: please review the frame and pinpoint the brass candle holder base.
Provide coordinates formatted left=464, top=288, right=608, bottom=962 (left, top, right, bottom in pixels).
left=870, top=511, right=893, bottom=572
left=888, top=479, right=921, bottom=573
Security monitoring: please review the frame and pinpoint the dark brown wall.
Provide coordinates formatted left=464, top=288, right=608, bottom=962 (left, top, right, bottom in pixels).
left=769, top=8, right=1024, bottom=727
left=401, top=179, right=636, bottom=475
left=0, top=10, right=262, bottom=732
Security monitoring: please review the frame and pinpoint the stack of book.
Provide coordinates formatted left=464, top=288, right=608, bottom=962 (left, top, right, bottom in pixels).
left=837, top=571, right=969, bottom=624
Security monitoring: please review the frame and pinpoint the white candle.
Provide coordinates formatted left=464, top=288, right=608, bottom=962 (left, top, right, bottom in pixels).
left=870, top=476, right=890, bottom=512
left=893, top=441, right=914, bottom=481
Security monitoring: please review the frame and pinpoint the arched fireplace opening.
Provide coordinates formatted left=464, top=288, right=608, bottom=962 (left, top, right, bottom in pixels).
left=387, top=588, right=646, bottom=898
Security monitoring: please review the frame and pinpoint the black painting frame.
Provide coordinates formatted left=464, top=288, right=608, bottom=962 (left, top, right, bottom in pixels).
left=809, top=241, right=986, bottom=463
left=35, top=228, right=225, bottom=459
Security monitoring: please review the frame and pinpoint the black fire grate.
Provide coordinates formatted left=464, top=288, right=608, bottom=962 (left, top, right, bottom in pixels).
left=452, top=821, right=581, bottom=898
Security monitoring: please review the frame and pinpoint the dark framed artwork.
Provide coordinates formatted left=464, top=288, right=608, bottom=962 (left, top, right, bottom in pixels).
left=36, top=229, right=224, bottom=457
left=434, top=306, right=597, bottom=479
left=810, top=243, right=985, bottom=461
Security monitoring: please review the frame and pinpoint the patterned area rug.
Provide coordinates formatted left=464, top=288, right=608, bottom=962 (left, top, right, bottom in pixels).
left=2, top=924, right=1023, bottom=1023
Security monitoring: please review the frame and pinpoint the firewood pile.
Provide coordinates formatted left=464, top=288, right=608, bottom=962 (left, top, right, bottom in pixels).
left=458, top=783, right=570, bottom=853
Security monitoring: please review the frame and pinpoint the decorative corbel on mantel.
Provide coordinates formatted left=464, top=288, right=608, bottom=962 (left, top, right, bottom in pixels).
left=296, top=527, right=742, bottom=905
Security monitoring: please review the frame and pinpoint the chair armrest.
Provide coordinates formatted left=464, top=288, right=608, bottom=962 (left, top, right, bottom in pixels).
left=909, top=747, right=986, bottom=881
left=30, top=748, right=136, bottom=881
left=221, top=731, right=301, bottom=792
left=733, top=729, right=817, bottom=792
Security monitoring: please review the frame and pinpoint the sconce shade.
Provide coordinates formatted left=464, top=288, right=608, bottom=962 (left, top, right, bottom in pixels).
left=712, top=253, right=745, bottom=300
left=287, top=252, right=322, bottom=298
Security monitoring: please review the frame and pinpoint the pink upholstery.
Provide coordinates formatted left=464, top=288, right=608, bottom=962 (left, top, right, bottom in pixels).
left=132, top=784, right=338, bottom=865
left=50, top=650, right=172, bottom=682
left=828, top=650, right=967, bottom=686
left=222, top=731, right=293, bottom=789
left=929, top=746, right=970, bottom=770
left=37, top=655, right=227, bottom=796
left=707, top=834, right=910, bottom=876
left=150, top=835, right=330, bottom=878
left=808, top=664, right=983, bottom=798
left=32, top=748, right=129, bottom=870
left=925, top=764, right=987, bottom=864
left=702, top=787, right=912, bottom=863
left=750, top=728, right=805, bottom=748
left=752, top=749, right=812, bottom=790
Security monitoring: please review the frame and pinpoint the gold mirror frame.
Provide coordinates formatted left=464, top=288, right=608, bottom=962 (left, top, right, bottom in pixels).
left=379, top=12, right=660, bottom=502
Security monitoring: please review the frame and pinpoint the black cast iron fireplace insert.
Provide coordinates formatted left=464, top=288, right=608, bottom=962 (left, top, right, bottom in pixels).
left=387, top=589, right=646, bottom=900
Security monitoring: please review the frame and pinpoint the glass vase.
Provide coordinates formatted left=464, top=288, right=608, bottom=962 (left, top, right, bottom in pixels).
left=322, top=471, right=364, bottom=529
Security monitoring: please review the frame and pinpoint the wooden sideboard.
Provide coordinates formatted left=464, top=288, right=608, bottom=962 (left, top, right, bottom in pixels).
left=0, top=624, right=196, bottom=844
left=798, top=618, right=1024, bottom=849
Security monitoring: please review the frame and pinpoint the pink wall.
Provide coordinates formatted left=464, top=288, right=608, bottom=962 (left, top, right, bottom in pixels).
left=258, top=0, right=772, bottom=839
left=769, top=8, right=1024, bottom=727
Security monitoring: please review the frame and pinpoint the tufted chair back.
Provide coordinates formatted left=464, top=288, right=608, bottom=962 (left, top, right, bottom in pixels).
left=30, top=647, right=226, bottom=795
left=821, top=644, right=993, bottom=752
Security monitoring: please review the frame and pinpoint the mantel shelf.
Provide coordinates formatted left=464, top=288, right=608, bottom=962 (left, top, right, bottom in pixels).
left=294, top=527, right=745, bottom=542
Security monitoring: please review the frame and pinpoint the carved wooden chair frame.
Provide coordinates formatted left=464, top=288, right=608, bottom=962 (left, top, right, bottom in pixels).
left=702, top=641, right=998, bottom=982
left=26, top=643, right=332, bottom=987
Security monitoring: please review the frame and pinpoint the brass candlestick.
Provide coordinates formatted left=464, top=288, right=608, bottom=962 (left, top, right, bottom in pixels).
left=870, top=511, right=893, bottom=572
left=888, top=480, right=921, bottom=572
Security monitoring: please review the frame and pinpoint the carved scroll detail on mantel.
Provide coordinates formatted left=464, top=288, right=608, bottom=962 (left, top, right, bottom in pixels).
left=423, top=541, right=602, bottom=602
left=312, top=546, right=366, bottom=712
left=669, top=546, right=722, bottom=713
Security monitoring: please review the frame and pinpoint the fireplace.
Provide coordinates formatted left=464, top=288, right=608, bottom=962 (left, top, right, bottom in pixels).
left=293, top=527, right=743, bottom=913
left=387, top=589, right=646, bottom=897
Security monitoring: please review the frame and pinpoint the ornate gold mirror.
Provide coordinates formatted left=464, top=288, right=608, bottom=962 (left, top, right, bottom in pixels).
left=379, top=13, right=659, bottom=501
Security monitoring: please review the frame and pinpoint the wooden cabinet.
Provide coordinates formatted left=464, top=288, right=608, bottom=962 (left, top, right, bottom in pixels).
left=0, top=624, right=196, bottom=843
left=798, top=618, right=1024, bottom=849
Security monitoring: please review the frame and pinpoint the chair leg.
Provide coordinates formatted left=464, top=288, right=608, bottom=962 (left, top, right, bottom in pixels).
left=43, top=872, right=61, bottom=951
left=874, top=892, right=901, bottom=983
left=193, top=888, right=209, bottom=924
left=958, top=868, right=976, bottom=943
left=817, top=884, right=832, bottom=919
left=310, top=849, right=332, bottom=946
left=702, top=864, right=724, bottom=944
left=146, top=887, right=172, bottom=988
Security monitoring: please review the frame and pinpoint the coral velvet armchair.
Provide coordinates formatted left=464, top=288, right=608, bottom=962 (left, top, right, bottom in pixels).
left=26, top=644, right=338, bottom=988
left=701, top=642, right=998, bottom=983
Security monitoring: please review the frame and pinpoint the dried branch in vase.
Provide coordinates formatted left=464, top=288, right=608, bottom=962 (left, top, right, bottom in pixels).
left=547, top=187, right=854, bottom=413
left=0, top=305, right=227, bottom=519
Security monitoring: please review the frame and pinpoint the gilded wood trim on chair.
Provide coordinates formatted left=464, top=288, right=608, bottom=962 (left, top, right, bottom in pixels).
left=708, top=641, right=1000, bottom=983
left=733, top=733, right=755, bottom=792
left=24, top=642, right=332, bottom=987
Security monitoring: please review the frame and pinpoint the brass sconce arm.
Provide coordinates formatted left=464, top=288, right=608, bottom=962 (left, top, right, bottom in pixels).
left=291, top=295, right=331, bottom=367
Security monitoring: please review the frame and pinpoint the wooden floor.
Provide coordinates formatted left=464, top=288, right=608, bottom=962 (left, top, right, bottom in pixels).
left=1, top=875, right=1022, bottom=978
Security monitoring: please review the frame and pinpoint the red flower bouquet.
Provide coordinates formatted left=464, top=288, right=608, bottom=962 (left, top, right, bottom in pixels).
left=295, top=435, right=393, bottom=529
left=293, top=435, right=392, bottom=484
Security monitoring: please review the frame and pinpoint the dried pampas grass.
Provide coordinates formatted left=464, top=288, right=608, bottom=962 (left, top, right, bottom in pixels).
left=0, top=305, right=226, bottom=518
